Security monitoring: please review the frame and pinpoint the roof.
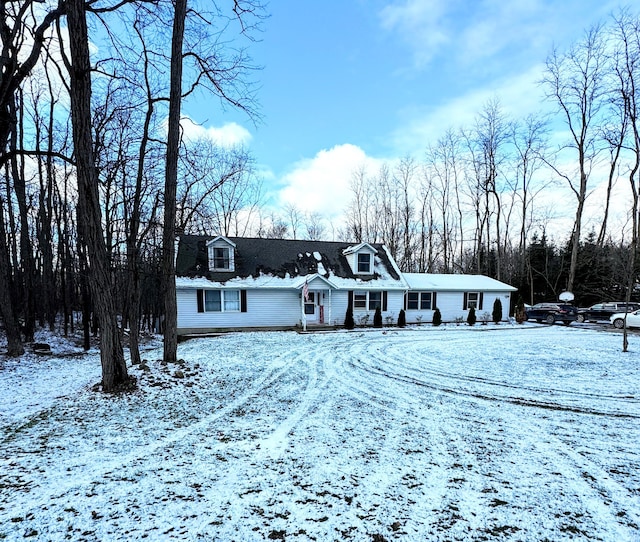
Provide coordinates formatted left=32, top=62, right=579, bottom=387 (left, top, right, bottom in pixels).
left=175, top=235, right=407, bottom=290
left=403, top=273, right=517, bottom=292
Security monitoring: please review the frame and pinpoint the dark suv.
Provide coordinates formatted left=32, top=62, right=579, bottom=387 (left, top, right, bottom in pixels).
left=525, top=303, right=579, bottom=325
left=576, top=302, right=640, bottom=323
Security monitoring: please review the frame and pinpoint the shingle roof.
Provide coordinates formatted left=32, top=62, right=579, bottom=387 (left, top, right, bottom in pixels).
left=175, top=235, right=402, bottom=283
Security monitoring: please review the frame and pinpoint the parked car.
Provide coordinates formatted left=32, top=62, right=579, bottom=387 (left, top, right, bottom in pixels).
left=610, top=309, right=640, bottom=329
left=576, top=302, right=640, bottom=323
left=525, top=303, right=579, bottom=325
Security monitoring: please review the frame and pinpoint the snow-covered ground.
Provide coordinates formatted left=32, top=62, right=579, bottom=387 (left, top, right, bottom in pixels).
left=1, top=324, right=639, bottom=541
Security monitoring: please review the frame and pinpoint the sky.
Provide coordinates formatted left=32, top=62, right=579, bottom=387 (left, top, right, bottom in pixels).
left=182, top=0, right=628, bottom=228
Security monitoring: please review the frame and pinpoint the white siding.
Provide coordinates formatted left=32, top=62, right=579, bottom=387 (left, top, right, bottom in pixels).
left=177, top=287, right=408, bottom=332
left=404, top=291, right=512, bottom=324
left=177, top=288, right=302, bottom=333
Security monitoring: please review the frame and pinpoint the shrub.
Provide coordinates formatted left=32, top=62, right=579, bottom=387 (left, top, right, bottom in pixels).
left=345, top=305, right=355, bottom=330
left=398, top=309, right=406, bottom=328
left=467, top=306, right=477, bottom=326
left=433, top=307, right=442, bottom=326
left=492, top=298, right=503, bottom=324
left=374, top=306, right=383, bottom=328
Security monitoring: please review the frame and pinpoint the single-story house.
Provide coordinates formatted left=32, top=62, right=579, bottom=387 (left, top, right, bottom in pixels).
left=402, top=273, right=517, bottom=324
left=175, top=235, right=517, bottom=335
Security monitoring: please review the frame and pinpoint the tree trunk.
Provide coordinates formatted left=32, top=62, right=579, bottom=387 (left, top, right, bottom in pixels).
left=0, top=199, right=24, bottom=356
left=66, top=0, right=130, bottom=391
left=162, top=0, right=187, bottom=363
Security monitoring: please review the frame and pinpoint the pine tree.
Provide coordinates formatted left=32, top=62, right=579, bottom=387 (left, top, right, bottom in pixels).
left=398, top=309, right=406, bottom=328
left=345, top=305, right=355, bottom=330
left=433, top=308, right=442, bottom=326
left=374, top=306, right=383, bottom=328
left=492, top=298, right=503, bottom=324
left=467, top=306, right=477, bottom=326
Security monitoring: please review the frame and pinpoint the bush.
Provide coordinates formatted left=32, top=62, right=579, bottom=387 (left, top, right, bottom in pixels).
left=398, top=309, right=406, bottom=327
left=373, top=306, right=383, bottom=328
left=492, top=298, right=503, bottom=324
left=467, top=306, right=477, bottom=326
left=432, top=307, right=442, bottom=326
left=345, top=305, right=355, bottom=330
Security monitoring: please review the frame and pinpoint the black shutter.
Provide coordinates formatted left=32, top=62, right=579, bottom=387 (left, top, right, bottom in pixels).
left=197, top=289, right=204, bottom=313
left=403, top=292, right=407, bottom=310
left=241, top=290, right=247, bottom=312
left=432, top=292, right=437, bottom=310
left=348, top=290, right=354, bottom=309
left=463, top=292, right=468, bottom=310
left=479, top=292, right=484, bottom=310
left=382, top=291, right=388, bottom=311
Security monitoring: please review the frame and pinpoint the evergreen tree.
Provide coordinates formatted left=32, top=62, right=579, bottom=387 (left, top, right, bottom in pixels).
left=345, top=305, right=355, bottom=330
left=492, top=298, right=503, bottom=324
left=467, top=306, right=477, bottom=326
left=433, top=307, right=442, bottom=326
left=374, top=306, right=383, bottom=328
left=398, top=309, right=406, bottom=328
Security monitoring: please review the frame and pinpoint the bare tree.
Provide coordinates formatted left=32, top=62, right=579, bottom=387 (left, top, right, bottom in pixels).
left=541, top=24, right=609, bottom=293
left=66, top=0, right=131, bottom=390
left=610, top=10, right=640, bottom=351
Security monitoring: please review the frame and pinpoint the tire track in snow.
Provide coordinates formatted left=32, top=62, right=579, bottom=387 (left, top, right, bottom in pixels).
left=4, top=341, right=319, bottom=507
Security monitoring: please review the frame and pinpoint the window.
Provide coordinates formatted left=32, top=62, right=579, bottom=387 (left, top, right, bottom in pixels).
left=204, top=290, right=221, bottom=312
left=202, top=290, right=240, bottom=312
left=352, top=291, right=387, bottom=311
left=207, top=243, right=234, bottom=271
left=369, top=291, right=382, bottom=310
left=353, top=292, right=367, bottom=310
left=224, top=290, right=240, bottom=311
left=304, top=292, right=315, bottom=315
left=407, top=292, right=433, bottom=310
left=466, top=292, right=480, bottom=309
left=357, top=253, right=371, bottom=273
left=213, top=247, right=230, bottom=269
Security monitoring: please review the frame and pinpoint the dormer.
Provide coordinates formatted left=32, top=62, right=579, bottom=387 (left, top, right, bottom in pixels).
left=342, top=243, right=378, bottom=275
left=206, top=236, right=236, bottom=272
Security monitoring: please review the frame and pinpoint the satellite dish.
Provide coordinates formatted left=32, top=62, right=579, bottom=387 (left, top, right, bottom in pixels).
left=559, top=291, right=574, bottom=302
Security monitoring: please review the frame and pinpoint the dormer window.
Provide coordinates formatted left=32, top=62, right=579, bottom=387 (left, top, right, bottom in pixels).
left=343, top=242, right=377, bottom=275
left=207, top=236, right=236, bottom=272
left=212, top=247, right=230, bottom=269
left=357, top=253, right=372, bottom=273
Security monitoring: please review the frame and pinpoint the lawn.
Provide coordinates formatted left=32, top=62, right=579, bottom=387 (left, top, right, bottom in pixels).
left=1, top=324, right=639, bottom=541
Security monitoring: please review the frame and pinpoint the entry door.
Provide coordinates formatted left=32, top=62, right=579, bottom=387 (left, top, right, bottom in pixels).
left=304, top=292, right=318, bottom=323
left=304, top=291, right=326, bottom=323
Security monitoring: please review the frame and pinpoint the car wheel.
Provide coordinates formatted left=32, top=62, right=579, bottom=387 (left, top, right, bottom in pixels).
left=576, top=314, right=585, bottom=323
left=613, top=318, right=625, bottom=329
left=545, top=314, right=555, bottom=324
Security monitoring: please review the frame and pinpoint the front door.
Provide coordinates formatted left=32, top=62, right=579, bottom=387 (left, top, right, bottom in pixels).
left=304, top=291, right=325, bottom=324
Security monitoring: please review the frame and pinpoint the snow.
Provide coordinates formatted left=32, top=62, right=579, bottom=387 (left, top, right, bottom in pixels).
left=1, top=324, right=639, bottom=541
left=403, top=273, right=516, bottom=292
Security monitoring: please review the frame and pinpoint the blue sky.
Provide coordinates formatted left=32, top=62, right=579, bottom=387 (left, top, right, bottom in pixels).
left=182, top=0, right=626, bottom=224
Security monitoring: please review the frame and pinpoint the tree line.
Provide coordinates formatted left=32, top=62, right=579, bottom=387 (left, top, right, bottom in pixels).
left=2, top=5, right=640, bottom=377
left=0, top=0, right=265, bottom=390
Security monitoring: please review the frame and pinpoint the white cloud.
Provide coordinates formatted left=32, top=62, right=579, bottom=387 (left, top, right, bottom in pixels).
left=181, top=117, right=252, bottom=148
left=390, top=63, right=549, bottom=156
left=379, top=0, right=450, bottom=67
left=276, top=144, right=383, bottom=221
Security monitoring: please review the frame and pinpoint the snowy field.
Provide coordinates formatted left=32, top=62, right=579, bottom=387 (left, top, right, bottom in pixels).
left=1, top=324, right=639, bottom=541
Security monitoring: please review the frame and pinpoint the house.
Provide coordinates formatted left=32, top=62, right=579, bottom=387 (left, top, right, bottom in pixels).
left=175, top=235, right=408, bottom=334
left=403, top=273, right=517, bottom=324
left=175, top=235, right=518, bottom=335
